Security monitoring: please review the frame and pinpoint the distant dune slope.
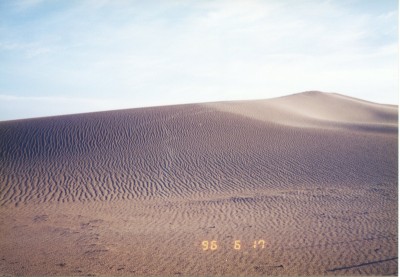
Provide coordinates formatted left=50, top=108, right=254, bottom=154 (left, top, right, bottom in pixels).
left=208, top=91, right=398, bottom=131
left=0, top=91, right=397, bottom=205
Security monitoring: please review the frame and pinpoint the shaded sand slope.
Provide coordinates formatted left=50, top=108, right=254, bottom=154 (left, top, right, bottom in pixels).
left=0, top=91, right=397, bottom=276
left=0, top=91, right=397, bottom=204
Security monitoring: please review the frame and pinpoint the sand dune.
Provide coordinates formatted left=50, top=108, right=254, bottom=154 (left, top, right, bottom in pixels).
left=0, top=91, right=397, bottom=276
left=208, top=91, right=398, bottom=131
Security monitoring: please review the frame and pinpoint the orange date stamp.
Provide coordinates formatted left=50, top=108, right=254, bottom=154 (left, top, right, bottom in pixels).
left=201, top=240, right=265, bottom=251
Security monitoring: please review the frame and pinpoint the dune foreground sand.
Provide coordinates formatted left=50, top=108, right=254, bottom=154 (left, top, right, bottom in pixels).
left=0, top=91, right=398, bottom=276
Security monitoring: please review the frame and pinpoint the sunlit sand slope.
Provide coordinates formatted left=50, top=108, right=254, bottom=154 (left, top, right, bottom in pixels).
left=0, top=91, right=397, bottom=276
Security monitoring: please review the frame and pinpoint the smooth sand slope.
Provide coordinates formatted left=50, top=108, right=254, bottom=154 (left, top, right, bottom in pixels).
left=0, top=91, right=397, bottom=276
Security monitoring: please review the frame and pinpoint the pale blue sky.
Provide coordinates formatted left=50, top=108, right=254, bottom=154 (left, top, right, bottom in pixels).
left=0, top=0, right=398, bottom=121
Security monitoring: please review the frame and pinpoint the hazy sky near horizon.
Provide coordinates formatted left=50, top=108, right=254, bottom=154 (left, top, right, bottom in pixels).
left=0, top=0, right=398, bottom=121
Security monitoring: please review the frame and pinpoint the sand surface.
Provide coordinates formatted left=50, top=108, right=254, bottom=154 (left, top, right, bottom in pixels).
left=0, top=91, right=397, bottom=276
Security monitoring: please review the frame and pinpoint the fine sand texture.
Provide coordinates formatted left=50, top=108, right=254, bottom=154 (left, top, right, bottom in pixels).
left=0, top=91, right=397, bottom=276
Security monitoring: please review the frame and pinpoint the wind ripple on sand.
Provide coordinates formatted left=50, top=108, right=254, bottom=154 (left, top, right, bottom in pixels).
left=0, top=92, right=397, bottom=205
